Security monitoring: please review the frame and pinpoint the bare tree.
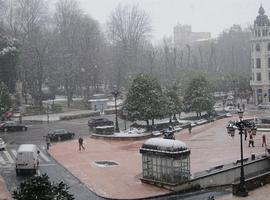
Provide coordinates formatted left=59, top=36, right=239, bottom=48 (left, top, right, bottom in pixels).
left=53, top=0, right=83, bottom=107
left=107, top=4, right=152, bottom=88
left=6, top=0, right=50, bottom=109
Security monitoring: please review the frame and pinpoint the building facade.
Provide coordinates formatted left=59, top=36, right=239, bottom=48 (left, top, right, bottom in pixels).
left=173, top=24, right=211, bottom=48
left=250, top=6, right=270, bottom=105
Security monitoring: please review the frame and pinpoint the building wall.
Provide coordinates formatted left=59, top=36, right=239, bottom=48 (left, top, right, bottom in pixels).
left=173, top=24, right=211, bottom=48
left=170, top=157, right=270, bottom=192
left=250, top=25, right=270, bottom=105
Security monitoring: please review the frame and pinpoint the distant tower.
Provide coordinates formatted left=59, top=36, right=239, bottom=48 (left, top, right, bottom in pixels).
left=250, top=5, right=270, bottom=104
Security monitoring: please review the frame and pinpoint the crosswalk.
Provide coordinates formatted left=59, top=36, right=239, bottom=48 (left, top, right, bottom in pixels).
left=0, top=147, right=51, bottom=167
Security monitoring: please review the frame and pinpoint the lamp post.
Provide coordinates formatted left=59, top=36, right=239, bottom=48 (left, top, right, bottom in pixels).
left=122, top=107, right=127, bottom=130
left=46, top=104, right=50, bottom=124
left=111, top=90, right=120, bottom=132
left=226, top=110, right=257, bottom=197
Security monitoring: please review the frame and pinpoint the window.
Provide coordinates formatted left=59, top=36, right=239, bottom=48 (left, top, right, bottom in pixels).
left=257, top=72, right=261, bottom=81
left=256, top=58, right=261, bottom=68
left=263, top=29, right=267, bottom=36
left=256, top=44, right=260, bottom=51
left=257, top=89, right=263, bottom=104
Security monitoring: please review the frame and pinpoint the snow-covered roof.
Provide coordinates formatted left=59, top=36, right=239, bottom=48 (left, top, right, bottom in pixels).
left=141, top=138, right=188, bottom=152
left=17, top=144, right=37, bottom=152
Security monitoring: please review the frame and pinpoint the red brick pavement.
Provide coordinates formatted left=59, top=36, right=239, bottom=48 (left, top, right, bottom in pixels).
left=49, top=116, right=269, bottom=199
left=0, top=176, right=10, bottom=200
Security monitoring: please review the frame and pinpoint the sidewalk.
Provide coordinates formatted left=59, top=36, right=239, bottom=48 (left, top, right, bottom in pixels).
left=0, top=176, right=11, bottom=200
left=49, top=116, right=269, bottom=199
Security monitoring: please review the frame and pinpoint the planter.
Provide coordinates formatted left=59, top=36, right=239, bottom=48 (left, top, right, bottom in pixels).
left=95, top=126, right=114, bottom=135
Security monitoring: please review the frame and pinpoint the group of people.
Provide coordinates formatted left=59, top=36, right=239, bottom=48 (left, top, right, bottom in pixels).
left=44, top=136, right=86, bottom=151
left=244, top=130, right=267, bottom=148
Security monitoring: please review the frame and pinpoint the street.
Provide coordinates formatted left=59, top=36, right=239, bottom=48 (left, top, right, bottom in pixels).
left=0, top=117, right=104, bottom=199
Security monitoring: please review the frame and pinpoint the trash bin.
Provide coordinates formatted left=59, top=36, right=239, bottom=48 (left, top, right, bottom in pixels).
left=251, top=154, right=255, bottom=160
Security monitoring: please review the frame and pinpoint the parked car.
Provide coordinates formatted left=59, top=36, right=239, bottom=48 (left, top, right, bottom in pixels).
left=257, top=102, right=270, bottom=110
left=88, top=117, right=114, bottom=129
left=0, top=138, right=6, bottom=150
left=224, top=106, right=239, bottom=113
left=47, top=129, right=75, bottom=142
left=0, top=121, right=28, bottom=132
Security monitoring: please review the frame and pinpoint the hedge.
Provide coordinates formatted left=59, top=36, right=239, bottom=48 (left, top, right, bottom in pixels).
left=59, top=111, right=100, bottom=120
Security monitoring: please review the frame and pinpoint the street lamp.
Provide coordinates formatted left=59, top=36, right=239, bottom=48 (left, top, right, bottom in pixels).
left=122, top=107, right=128, bottom=130
left=226, top=110, right=257, bottom=197
left=111, top=90, right=120, bottom=132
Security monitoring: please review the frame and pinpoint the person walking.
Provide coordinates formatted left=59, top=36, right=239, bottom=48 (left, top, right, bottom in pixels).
left=248, top=132, right=254, bottom=147
left=78, top=137, right=85, bottom=151
left=188, top=124, right=192, bottom=134
left=244, top=130, right=247, bottom=141
left=262, top=133, right=266, bottom=147
left=45, top=136, right=50, bottom=150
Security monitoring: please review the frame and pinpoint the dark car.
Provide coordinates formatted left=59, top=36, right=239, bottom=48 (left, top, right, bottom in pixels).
left=47, top=129, right=75, bottom=142
left=88, top=118, right=114, bottom=129
left=0, top=121, right=28, bottom=132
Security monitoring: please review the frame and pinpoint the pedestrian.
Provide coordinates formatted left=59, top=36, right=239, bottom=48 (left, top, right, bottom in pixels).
left=78, top=137, right=85, bottom=151
left=248, top=132, right=254, bottom=147
left=262, top=133, right=266, bottom=147
left=46, top=136, right=50, bottom=150
left=244, top=129, right=247, bottom=141
left=188, top=124, right=192, bottom=134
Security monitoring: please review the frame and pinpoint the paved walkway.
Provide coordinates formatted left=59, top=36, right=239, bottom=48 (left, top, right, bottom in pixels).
left=0, top=177, right=10, bottom=200
left=49, top=116, right=270, bottom=199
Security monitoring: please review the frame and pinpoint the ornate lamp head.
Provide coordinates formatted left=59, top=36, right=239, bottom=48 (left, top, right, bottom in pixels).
left=238, top=110, right=244, bottom=119
left=226, top=125, right=236, bottom=137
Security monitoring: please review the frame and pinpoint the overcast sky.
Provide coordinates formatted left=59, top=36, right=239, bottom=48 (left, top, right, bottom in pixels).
left=76, top=0, right=270, bottom=41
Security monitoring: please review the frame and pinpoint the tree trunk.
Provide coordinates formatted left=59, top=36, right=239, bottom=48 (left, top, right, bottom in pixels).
left=152, top=118, right=154, bottom=126
left=173, top=113, right=177, bottom=121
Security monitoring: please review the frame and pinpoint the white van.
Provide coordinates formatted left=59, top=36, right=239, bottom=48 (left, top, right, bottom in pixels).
left=16, top=144, right=40, bottom=175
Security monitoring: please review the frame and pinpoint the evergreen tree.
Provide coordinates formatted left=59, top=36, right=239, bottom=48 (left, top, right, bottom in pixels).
left=0, top=82, right=11, bottom=119
left=124, top=73, right=165, bottom=126
left=183, top=75, right=214, bottom=117
left=12, top=174, right=74, bottom=200
left=0, top=34, right=19, bottom=93
left=164, top=85, right=182, bottom=122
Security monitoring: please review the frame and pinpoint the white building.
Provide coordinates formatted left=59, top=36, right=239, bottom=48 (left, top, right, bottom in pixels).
left=250, top=6, right=270, bottom=104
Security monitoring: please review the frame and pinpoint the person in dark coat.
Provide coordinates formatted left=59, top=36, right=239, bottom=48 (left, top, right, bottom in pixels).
left=78, top=137, right=85, bottom=151
left=188, top=124, right=192, bottom=134
left=262, top=133, right=266, bottom=147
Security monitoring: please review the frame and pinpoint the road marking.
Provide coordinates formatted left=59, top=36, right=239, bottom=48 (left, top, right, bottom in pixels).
left=11, top=149, right=17, bottom=157
left=3, top=150, right=14, bottom=164
left=0, top=154, right=6, bottom=165
left=37, top=148, right=50, bottom=162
